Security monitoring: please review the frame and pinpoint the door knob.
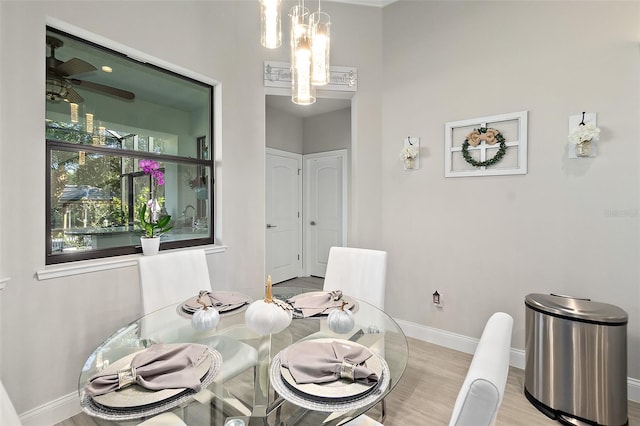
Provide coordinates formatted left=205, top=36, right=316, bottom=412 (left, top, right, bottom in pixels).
left=310, top=221, right=316, bottom=225
left=266, top=224, right=277, bottom=228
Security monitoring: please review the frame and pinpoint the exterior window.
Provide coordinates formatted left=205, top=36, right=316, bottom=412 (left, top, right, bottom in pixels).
left=45, top=27, right=214, bottom=264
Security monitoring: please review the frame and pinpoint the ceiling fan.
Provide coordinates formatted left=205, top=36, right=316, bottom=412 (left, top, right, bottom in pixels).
left=46, top=35, right=135, bottom=103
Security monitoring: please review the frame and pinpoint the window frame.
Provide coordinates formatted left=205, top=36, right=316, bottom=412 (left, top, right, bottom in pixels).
left=45, top=26, right=215, bottom=265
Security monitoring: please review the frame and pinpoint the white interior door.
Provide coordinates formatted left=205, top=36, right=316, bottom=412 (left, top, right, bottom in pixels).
left=266, top=149, right=302, bottom=283
left=304, top=150, right=347, bottom=277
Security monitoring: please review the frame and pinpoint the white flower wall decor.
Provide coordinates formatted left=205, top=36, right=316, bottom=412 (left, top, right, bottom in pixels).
left=568, top=112, right=600, bottom=158
left=400, top=136, right=420, bottom=170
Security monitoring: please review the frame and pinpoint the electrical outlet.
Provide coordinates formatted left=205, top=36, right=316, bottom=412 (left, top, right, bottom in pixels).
left=432, top=291, right=443, bottom=307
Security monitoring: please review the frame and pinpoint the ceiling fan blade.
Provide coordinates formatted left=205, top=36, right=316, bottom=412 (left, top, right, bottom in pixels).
left=70, top=79, right=135, bottom=100
left=65, top=87, right=84, bottom=104
left=55, top=58, right=96, bottom=77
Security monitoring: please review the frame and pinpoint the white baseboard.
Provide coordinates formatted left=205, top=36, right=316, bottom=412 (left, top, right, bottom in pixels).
left=19, top=391, right=80, bottom=426
left=395, top=319, right=640, bottom=403
left=19, top=320, right=640, bottom=425
left=629, top=377, right=640, bottom=403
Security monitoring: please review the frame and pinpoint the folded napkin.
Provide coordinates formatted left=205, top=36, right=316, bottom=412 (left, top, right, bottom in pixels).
left=280, top=340, right=379, bottom=385
left=287, top=290, right=344, bottom=317
left=186, top=291, right=248, bottom=311
left=84, top=343, right=208, bottom=397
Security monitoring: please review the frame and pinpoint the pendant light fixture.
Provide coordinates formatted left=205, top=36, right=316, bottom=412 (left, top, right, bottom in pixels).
left=290, top=3, right=316, bottom=105
left=69, top=102, right=79, bottom=123
left=260, top=0, right=282, bottom=49
left=309, top=1, right=330, bottom=86
left=262, top=0, right=331, bottom=105
left=85, top=113, right=94, bottom=134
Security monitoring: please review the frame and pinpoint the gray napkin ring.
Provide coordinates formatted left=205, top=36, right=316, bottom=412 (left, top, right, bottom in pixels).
left=339, top=361, right=356, bottom=382
left=330, top=290, right=343, bottom=301
left=117, top=366, right=137, bottom=390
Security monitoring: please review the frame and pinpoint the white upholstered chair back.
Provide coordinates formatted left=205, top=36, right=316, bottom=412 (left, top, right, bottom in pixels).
left=449, top=312, right=513, bottom=426
left=1, top=381, right=21, bottom=426
left=323, top=247, right=387, bottom=309
left=138, top=249, right=211, bottom=314
left=137, top=249, right=257, bottom=418
left=322, top=246, right=387, bottom=426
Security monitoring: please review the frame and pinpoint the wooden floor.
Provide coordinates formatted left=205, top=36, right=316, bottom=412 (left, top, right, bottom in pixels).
left=59, top=277, right=640, bottom=425
left=57, top=336, right=640, bottom=426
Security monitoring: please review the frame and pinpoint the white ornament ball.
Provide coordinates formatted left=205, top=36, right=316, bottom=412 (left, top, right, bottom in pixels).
left=327, top=306, right=355, bottom=334
left=191, top=307, right=220, bottom=330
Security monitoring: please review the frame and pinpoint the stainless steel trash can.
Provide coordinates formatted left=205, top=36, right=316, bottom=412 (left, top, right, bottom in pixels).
left=525, top=293, right=628, bottom=426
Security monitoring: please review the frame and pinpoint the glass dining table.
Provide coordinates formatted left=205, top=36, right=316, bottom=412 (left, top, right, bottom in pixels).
left=78, top=286, right=409, bottom=425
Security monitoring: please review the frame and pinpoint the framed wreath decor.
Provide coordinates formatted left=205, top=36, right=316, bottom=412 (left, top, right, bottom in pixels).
left=461, top=127, right=507, bottom=168
left=445, top=110, right=527, bottom=178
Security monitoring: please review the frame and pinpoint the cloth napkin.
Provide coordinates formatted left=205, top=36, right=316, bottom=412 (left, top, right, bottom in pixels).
left=287, top=290, right=344, bottom=317
left=280, top=340, right=379, bottom=385
left=186, top=291, right=248, bottom=311
left=84, top=343, right=208, bottom=397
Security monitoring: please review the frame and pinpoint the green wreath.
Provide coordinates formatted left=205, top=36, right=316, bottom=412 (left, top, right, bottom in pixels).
left=461, top=127, right=507, bottom=168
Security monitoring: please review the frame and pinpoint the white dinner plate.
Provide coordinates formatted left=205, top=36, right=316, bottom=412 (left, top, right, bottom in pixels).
left=289, top=292, right=359, bottom=317
left=179, top=291, right=251, bottom=315
left=279, top=338, right=382, bottom=400
left=91, top=345, right=215, bottom=409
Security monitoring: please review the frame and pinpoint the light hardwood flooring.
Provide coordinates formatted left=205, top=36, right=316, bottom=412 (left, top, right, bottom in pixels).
left=58, top=277, right=639, bottom=425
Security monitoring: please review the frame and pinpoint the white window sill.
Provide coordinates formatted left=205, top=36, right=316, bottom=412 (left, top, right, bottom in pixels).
left=36, top=245, right=227, bottom=281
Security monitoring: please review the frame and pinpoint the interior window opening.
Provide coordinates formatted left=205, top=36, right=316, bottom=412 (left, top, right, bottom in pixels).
left=45, top=26, right=214, bottom=264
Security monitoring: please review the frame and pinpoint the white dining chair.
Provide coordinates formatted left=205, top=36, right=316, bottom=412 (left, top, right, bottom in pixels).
left=323, top=246, right=387, bottom=309
left=1, top=381, right=21, bottom=426
left=322, top=246, right=388, bottom=425
left=449, top=312, right=513, bottom=426
left=138, top=249, right=211, bottom=314
left=137, top=249, right=258, bottom=418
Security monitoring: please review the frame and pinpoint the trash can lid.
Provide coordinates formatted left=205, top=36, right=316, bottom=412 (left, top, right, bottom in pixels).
left=525, top=293, right=628, bottom=324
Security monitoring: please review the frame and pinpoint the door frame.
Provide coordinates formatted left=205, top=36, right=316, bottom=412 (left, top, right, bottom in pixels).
left=303, top=149, right=348, bottom=277
left=264, top=87, right=354, bottom=279
left=266, top=148, right=303, bottom=281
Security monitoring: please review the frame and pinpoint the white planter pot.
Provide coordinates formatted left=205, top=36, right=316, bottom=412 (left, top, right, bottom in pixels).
left=140, top=236, right=160, bottom=256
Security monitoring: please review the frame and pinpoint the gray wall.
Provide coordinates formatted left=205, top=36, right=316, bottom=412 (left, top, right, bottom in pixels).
left=380, top=1, right=639, bottom=379
left=266, top=105, right=350, bottom=154
left=303, top=108, right=351, bottom=154
left=266, top=105, right=303, bottom=153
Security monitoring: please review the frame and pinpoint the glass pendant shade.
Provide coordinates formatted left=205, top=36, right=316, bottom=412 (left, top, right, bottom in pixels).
left=260, top=0, right=282, bottom=49
left=85, top=113, right=94, bottom=133
left=310, top=11, right=330, bottom=86
left=289, top=5, right=309, bottom=65
left=291, top=24, right=316, bottom=105
left=70, top=102, right=79, bottom=123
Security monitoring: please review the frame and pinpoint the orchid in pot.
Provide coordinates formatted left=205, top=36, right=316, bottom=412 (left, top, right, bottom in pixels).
left=138, top=159, right=172, bottom=255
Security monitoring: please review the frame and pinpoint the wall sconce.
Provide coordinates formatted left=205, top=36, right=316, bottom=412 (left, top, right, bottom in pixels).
left=568, top=112, right=600, bottom=158
left=399, top=136, right=420, bottom=170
